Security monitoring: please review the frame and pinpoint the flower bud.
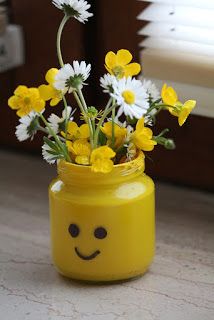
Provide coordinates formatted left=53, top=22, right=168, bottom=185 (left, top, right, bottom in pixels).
left=87, top=106, right=98, bottom=119
left=164, top=139, right=176, bottom=150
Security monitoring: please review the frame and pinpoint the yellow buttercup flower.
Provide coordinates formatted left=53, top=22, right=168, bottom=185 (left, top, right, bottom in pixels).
left=8, top=85, right=45, bottom=117
left=162, top=84, right=196, bottom=126
left=169, top=100, right=196, bottom=126
left=62, top=121, right=90, bottom=140
left=101, top=122, right=127, bottom=148
left=39, top=68, right=62, bottom=106
left=90, top=146, right=116, bottom=173
left=161, top=84, right=178, bottom=106
left=178, top=100, right=196, bottom=126
left=132, top=118, right=157, bottom=152
left=105, top=49, right=141, bottom=79
left=67, top=139, right=91, bottom=165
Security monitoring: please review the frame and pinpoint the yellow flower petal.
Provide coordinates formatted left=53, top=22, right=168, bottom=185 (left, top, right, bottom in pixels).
left=66, top=141, right=73, bottom=152
left=105, top=49, right=141, bottom=78
left=105, top=66, right=113, bottom=75
left=101, top=122, right=127, bottom=148
left=116, top=49, right=133, bottom=66
left=141, top=139, right=157, bottom=151
left=161, top=84, right=178, bottom=106
left=105, top=51, right=116, bottom=69
left=178, top=109, right=190, bottom=126
left=101, top=122, right=112, bottom=138
left=144, top=128, right=153, bottom=139
left=91, top=159, right=114, bottom=174
left=161, top=83, right=167, bottom=96
left=101, top=122, right=127, bottom=139
left=132, top=117, right=156, bottom=152
left=136, top=118, right=145, bottom=131
left=124, top=63, right=141, bottom=77
left=168, top=106, right=179, bottom=117
left=75, top=155, right=90, bottom=165
left=183, top=100, right=196, bottom=111
left=8, top=86, right=45, bottom=117
left=91, top=146, right=116, bottom=163
left=67, top=121, right=79, bottom=137
left=45, top=68, right=59, bottom=85
left=133, top=133, right=157, bottom=151
left=28, top=88, right=40, bottom=98
left=8, top=96, right=19, bottom=109
left=17, top=109, right=29, bottom=117
left=14, top=85, right=28, bottom=96
left=38, top=85, right=55, bottom=101
left=178, top=100, right=196, bottom=126
left=50, top=97, right=61, bottom=107
left=79, top=124, right=90, bottom=139
left=73, top=139, right=91, bottom=156
left=33, top=99, right=45, bottom=113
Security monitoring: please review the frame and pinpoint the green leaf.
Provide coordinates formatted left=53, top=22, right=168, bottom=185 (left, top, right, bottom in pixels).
left=98, top=130, right=107, bottom=146
left=43, top=137, right=58, bottom=151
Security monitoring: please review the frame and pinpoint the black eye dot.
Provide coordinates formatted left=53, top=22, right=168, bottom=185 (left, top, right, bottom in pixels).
left=94, top=227, right=107, bottom=239
left=68, top=224, right=80, bottom=238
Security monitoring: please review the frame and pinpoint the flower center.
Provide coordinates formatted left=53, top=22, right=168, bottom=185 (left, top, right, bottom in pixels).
left=122, top=90, right=135, bottom=105
left=112, top=66, right=124, bottom=78
left=24, top=97, right=31, bottom=105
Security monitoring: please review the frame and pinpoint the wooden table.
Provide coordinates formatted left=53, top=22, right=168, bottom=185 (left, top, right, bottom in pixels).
left=0, top=151, right=213, bottom=320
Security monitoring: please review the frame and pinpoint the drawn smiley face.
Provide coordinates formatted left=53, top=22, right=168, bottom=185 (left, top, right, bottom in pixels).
left=68, top=224, right=107, bottom=261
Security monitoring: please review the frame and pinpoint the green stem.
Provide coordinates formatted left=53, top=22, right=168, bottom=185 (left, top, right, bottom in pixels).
left=62, top=95, right=69, bottom=139
left=156, top=128, right=169, bottom=138
left=38, top=125, right=49, bottom=134
left=39, top=113, right=71, bottom=162
left=111, top=106, right=116, bottom=149
left=144, top=98, right=162, bottom=115
left=77, top=88, right=94, bottom=148
left=38, top=125, right=66, bottom=142
left=77, top=89, right=88, bottom=112
left=73, top=91, right=94, bottom=149
left=92, top=119, right=96, bottom=134
left=57, top=15, right=69, bottom=68
left=56, top=15, right=71, bottom=144
left=73, top=91, right=87, bottom=119
left=94, top=102, right=117, bottom=149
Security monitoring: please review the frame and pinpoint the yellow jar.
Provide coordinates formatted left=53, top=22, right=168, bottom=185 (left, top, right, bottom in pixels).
left=49, top=153, right=155, bottom=282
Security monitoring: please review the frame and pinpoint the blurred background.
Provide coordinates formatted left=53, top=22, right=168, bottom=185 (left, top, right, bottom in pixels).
left=0, top=0, right=213, bottom=190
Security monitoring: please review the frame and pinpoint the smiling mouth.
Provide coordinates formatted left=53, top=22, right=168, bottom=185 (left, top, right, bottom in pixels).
left=75, top=247, right=101, bottom=261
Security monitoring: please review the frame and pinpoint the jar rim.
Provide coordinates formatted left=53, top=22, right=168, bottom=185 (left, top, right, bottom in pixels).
left=57, top=152, right=145, bottom=185
left=58, top=151, right=144, bottom=170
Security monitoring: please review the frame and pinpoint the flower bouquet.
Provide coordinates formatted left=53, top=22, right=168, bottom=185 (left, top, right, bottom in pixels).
left=8, top=0, right=196, bottom=282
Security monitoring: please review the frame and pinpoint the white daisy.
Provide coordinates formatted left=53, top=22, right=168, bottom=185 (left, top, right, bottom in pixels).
left=144, top=115, right=154, bottom=127
left=42, top=143, right=57, bottom=165
left=100, top=74, right=117, bottom=93
left=48, top=106, right=75, bottom=133
left=126, top=142, right=137, bottom=161
left=54, top=61, right=91, bottom=93
left=52, top=0, right=93, bottom=23
left=142, top=79, right=160, bottom=102
left=111, top=77, right=149, bottom=120
left=15, top=112, right=38, bottom=142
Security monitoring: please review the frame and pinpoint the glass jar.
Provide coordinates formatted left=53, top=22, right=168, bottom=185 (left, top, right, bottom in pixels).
left=49, top=153, right=155, bottom=282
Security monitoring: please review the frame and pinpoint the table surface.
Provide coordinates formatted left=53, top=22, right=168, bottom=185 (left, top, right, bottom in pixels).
left=0, top=151, right=213, bottom=320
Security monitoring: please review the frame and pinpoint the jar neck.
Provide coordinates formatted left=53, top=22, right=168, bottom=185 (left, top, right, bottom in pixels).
left=57, top=152, right=145, bottom=187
